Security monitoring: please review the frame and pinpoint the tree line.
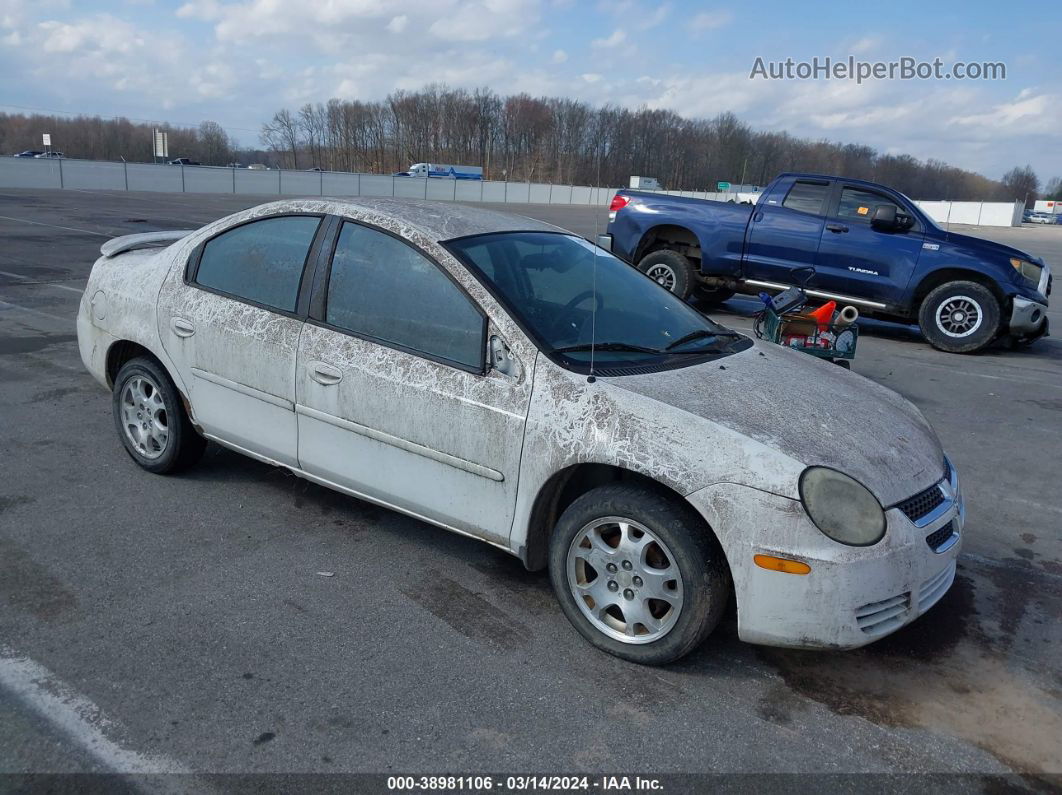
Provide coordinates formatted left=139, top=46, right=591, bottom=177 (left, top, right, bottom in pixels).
left=1, top=89, right=1057, bottom=202
left=0, top=113, right=237, bottom=166
left=258, top=85, right=1051, bottom=201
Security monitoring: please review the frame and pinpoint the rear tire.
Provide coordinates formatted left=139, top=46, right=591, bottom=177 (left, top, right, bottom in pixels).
left=637, top=249, right=696, bottom=300
left=112, top=357, right=205, bottom=474
left=918, top=280, right=1001, bottom=353
left=694, top=285, right=735, bottom=306
left=548, top=484, right=729, bottom=665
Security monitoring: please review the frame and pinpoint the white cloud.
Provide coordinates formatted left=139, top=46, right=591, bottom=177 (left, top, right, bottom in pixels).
left=552, top=48, right=567, bottom=63
left=591, top=28, right=626, bottom=48
left=386, top=15, right=408, bottom=33
left=690, top=10, right=732, bottom=33
left=581, top=73, right=602, bottom=83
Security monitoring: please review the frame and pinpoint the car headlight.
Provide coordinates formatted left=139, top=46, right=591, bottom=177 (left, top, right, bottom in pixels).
left=799, top=467, right=886, bottom=546
left=1010, top=258, right=1043, bottom=285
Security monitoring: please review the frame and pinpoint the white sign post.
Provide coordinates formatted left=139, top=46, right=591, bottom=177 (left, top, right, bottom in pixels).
left=152, top=129, right=169, bottom=163
left=42, top=133, right=51, bottom=149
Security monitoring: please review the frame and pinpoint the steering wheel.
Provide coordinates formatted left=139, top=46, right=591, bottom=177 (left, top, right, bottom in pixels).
left=553, top=290, right=604, bottom=340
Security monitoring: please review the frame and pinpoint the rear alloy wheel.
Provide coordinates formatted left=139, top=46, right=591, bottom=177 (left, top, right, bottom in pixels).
left=637, top=250, right=696, bottom=300
left=549, top=484, right=729, bottom=665
left=918, top=280, right=1001, bottom=353
left=112, top=357, right=205, bottom=474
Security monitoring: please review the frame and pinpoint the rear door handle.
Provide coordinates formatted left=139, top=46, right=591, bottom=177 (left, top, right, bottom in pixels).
left=171, top=317, right=195, bottom=337
left=308, top=361, right=343, bottom=386
left=826, top=223, right=849, bottom=234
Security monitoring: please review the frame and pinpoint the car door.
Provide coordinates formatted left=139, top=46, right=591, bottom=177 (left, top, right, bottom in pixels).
left=814, top=184, right=926, bottom=307
left=743, top=178, right=831, bottom=287
left=157, top=213, right=327, bottom=467
left=295, top=220, right=531, bottom=545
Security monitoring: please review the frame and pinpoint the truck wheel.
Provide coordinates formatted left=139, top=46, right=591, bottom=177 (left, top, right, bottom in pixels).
left=548, top=484, right=729, bottom=665
left=637, top=250, right=695, bottom=299
left=918, top=281, right=1001, bottom=353
left=694, top=285, right=735, bottom=306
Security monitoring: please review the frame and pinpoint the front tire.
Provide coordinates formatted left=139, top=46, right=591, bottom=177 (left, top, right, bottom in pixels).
left=637, top=249, right=696, bottom=300
left=548, top=484, right=729, bottom=665
left=918, top=280, right=1001, bottom=353
left=112, top=357, right=205, bottom=474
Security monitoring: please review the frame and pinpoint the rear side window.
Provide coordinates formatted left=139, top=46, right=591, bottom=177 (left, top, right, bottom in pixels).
left=195, top=215, right=321, bottom=312
left=838, top=186, right=904, bottom=223
left=782, top=181, right=829, bottom=215
left=325, top=222, right=485, bottom=371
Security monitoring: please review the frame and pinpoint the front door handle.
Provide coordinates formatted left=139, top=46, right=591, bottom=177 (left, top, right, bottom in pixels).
left=171, top=317, right=195, bottom=337
left=826, top=223, right=849, bottom=234
left=308, top=361, right=343, bottom=386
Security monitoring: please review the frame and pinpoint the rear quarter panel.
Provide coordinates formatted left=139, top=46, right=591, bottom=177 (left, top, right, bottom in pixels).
left=609, top=193, right=754, bottom=277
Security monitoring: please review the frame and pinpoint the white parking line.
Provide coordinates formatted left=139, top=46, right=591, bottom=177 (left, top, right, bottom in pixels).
left=0, top=269, right=85, bottom=294
left=0, top=648, right=190, bottom=774
left=0, top=298, right=72, bottom=324
left=0, top=214, right=112, bottom=238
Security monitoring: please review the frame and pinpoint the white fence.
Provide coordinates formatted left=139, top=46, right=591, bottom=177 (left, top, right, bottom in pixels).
left=0, top=157, right=617, bottom=206
left=914, top=200, right=1024, bottom=228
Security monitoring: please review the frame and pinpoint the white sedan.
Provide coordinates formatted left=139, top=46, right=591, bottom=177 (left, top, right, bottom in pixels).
left=77, top=198, right=964, bottom=664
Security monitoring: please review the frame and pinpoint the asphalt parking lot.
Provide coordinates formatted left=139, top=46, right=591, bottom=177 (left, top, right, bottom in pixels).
left=1, top=189, right=1060, bottom=783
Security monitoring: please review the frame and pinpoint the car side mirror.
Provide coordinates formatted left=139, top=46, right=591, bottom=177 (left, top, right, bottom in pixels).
left=489, top=335, right=520, bottom=378
left=870, top=204, right=897, bottom=230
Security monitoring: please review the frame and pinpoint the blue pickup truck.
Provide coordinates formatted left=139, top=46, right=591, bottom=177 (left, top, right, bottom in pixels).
left=601, top=173, right=1051, bottom=353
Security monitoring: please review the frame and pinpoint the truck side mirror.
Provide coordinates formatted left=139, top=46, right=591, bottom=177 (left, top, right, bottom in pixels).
left=870, top=204, right=897, bottom=230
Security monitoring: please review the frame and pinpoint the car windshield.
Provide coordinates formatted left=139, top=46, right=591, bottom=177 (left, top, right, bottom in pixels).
left=445, top=231, right=748, bottom=372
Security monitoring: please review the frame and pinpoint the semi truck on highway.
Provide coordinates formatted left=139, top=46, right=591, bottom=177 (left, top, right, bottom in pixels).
left=600, top=172, right=1051, bottom=353
left=395, top=162, right=483, bottom=179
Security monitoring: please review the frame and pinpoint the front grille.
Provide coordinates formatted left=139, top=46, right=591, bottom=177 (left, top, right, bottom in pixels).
left=926, top=521, right=957, bottom=552
left=897, top=483, right=945, bottom=523
left=855, top=592, right=911, bottom=635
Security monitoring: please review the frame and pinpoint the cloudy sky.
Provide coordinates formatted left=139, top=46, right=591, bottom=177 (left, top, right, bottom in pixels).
left=2, top=0, right=1059, bottom=181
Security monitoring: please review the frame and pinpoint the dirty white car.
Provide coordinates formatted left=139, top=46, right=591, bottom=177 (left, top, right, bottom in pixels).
left=77, top=199, right=964, bottom=664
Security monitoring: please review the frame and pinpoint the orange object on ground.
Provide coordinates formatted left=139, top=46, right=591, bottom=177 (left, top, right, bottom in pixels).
left=807, top=300, right=837, bottom=330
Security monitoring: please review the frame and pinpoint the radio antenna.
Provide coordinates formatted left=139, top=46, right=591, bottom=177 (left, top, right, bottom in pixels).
left=588, top=141, right=602, bottom=382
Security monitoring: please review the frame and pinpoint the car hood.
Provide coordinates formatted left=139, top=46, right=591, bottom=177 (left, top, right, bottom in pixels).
left=608, top=339, right=944, bottom=506
left=937, top=228, right=1044, bottom=266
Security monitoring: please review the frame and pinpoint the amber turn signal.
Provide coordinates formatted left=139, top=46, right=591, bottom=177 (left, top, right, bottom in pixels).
left=753, top=554, right=811, bottom=575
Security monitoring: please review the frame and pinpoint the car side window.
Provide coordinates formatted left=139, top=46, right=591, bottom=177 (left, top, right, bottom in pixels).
left=837, top=187, right=904, bottom=224
left=194, top=215, right=321, bottom=312
left=782, top=181, right=830, bottom=216
left=325, top=222, right=485, bottom=371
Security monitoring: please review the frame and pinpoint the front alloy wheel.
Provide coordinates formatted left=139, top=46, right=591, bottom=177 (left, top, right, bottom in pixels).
left=918, top=280, right=1001, bottom=353
left=567, top=517, right=684, bottom=644
left=549, top=484, right=729, bottom=665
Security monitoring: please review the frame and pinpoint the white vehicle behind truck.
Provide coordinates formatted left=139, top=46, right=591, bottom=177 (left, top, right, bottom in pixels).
left=396, top=162, right=483, bottom=180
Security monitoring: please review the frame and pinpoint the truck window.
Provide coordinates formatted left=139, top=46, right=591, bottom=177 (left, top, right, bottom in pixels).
left=782, top=181, right=829, bottom=215
left=838, top=187, right=903, bottom=224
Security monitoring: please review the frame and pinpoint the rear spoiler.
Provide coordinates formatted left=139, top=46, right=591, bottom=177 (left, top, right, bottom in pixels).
left=100, top=230, right=194, bottom=258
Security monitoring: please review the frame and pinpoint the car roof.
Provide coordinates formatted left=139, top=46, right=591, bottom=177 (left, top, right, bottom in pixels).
left=260, top=197, right=567, bottom=242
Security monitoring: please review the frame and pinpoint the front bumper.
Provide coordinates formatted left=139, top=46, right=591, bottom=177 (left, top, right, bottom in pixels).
left=686, top=471, right=964, bottom=649
left=1009, top=296, right=1050, bottom=338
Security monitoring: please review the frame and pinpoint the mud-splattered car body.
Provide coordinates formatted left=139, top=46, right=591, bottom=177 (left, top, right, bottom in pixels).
left=77, top=198, right=963, bottom=652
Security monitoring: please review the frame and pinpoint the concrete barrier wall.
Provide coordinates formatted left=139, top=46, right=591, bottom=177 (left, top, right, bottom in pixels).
left=1, top=159, right=1027, bottom=224
left=0, top=157, right=616, bottom=207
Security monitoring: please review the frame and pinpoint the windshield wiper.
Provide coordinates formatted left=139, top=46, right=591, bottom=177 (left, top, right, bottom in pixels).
left=664, top=329, right=743, bottom=351
left=554, top=342, right=666, bottom=355
left=554, top=340, right=726, bottom=357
